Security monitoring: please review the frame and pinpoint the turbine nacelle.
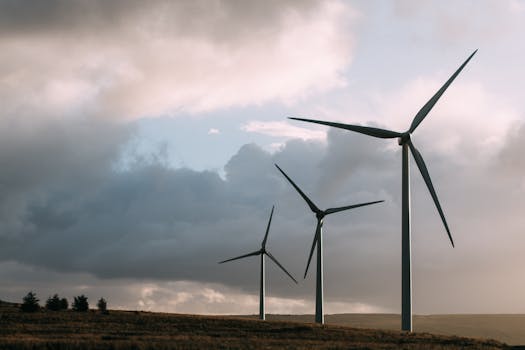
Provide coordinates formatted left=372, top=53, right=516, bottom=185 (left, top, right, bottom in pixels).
left=398, top=133, right=411, bottom=146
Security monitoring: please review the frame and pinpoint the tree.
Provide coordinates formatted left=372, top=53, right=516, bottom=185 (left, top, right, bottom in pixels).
left=45, top=294, right=62, bottom=311
left=72, top=294, right=89, bottom=312
left=60, top=297, right=69, bottom=310
left=97, top=298, right=108, bottom=313
left=21, top=291, right=40, bottom=312
left=45, top=294, right=68, bottom=311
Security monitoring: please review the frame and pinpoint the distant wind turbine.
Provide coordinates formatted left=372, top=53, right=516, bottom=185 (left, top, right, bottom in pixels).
left=289, top=50, right=477, bottom=331
left=275, top=164, right=383, bottom=324
left=218, top=206, right=297, bottom=320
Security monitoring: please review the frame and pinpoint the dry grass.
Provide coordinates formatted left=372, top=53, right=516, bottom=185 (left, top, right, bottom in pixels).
left=0, top=301, right=511, bottom=350
left=259, top=314, right=525, bottom=346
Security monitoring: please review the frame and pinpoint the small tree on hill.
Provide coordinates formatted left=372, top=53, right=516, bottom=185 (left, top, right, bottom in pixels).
left=72, top=294, right=89, bottom=312
left=60, top=297, right=69, bottom=310
left=46, top=294, right=62, bottom=311
left=21, top=291, right=40, bottom=312
left=97, top=297, right=107, bottom=313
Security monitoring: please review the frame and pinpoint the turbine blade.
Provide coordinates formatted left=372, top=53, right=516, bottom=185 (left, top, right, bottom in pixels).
left=408, top=141, right=454, bottom=247
left=304, top=220, right=321, bottom=279
left=409, top=50, right=478, bottom=133
left=218, top=249, right=261, bottom=264
left=325, top=200, right=384, bottom=215
left=261, top=205, right=275, bottom=249
left=266, top=251, right=298, bottom=284
left=289, top=118, right=402, bottom=139
left=275, top=164, right=320, bottom=214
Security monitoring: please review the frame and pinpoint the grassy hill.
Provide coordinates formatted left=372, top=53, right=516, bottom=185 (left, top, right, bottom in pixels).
left=0, top=301, right=512, bottom=350
left=260, top=313, right=525, bottom=346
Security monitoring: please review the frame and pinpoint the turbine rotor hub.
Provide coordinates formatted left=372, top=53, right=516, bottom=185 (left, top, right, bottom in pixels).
left=398, top=133, right=411, bottom=145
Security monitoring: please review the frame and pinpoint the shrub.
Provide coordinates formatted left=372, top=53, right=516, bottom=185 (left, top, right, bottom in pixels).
left=21, top=291, right=40, bottom=312
left=97, top=298, right=108, bottom=313
left=72, top=294, right=89, bottom=312
left=60, top=297, right=69, bottom=310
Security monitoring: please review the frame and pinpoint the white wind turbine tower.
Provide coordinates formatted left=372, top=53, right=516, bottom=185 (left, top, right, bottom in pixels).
left=289, top=50, right=477, bottom=331
left=219, top=206, right=297, bottom=320
left=275, top=164, right=383, bottom=324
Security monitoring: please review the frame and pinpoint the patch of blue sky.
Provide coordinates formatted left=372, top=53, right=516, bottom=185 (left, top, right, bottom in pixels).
left=120, top=103, right=295, bottom=174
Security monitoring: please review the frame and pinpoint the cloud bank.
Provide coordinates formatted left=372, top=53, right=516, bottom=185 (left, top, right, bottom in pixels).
left=1, top=114, right=524, bottom=314
left=0, top=0, right=355, bottom=120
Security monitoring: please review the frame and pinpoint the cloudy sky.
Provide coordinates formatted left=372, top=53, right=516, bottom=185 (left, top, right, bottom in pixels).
left=1, top=0, right=525, bottom=315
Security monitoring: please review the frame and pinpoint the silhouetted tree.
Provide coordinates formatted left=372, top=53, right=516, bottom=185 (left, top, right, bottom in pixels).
left=45, top=294, right=62, bottom=311
left=21, top=291, right=40, bottom=312
left=97, top=297, right=107, bottom=313
left=72, top=295, right=89, bottom=312
left=60, top=297, right=68, bottom=310
left=44, top=294, right=68, bottom=311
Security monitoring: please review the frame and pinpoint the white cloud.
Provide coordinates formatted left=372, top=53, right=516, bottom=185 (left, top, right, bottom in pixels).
left=324, top=301, right=386, bottom=314
left=268, top=142, right=286, bottom=153
left=391, top=0, right=523, bottom=44
left=241, top=120, right=326, bottom=141
left=510, top=0, right=525, bottom=13
left=208, top=128, right=220, bottom=135
left=370, top=78, right=519, bottom=160
left=300, top=72, right=519, bottom=163
left=0, top=0, right=355, bottom=121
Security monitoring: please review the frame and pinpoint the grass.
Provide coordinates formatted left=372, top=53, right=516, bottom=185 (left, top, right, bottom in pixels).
left=0, top=301, right=512, bottom=349
left=260, top=313, right=525, bottom=346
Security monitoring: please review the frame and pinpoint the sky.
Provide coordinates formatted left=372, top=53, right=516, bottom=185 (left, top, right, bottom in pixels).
left=1, top=0, right=525, bottom=315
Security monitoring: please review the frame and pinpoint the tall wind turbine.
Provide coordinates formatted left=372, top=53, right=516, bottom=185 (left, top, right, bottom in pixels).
left=289, top=50, right=477, bottom=331
left=219, top=206, right=297, bottom=320
left=275, top=164, right=383, bottom=324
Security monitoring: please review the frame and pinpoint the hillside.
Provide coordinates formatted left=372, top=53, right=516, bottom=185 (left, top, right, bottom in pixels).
left=260, top=314, right=525, bottom=346
left=0, top=301, right=511, bottom=350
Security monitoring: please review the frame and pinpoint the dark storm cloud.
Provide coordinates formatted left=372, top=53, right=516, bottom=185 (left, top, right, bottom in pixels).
left=0, top=118, right=131, bottom=238
left=0, top=116, right=524, bottom=312
left=0, top=0, right=317, bottom=41
left=0, top=121, right=390, bottom=301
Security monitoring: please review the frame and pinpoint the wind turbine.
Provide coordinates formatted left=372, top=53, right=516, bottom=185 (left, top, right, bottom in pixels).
left=218, top=206, right=297, bottom=320
left=275, top=164, right=383, bottom=324
left=289, top=50, right=477, bottom=331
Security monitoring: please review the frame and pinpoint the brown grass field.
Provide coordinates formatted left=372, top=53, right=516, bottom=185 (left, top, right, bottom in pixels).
left=262, top=314, right=525, bottom=346
left=0, top=301, right=521, bottom=350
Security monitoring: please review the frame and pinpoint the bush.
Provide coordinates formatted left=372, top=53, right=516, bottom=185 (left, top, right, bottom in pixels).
left=72, top=294, right=89, bottom=312
left=97, top=298, right=108, bottom=313
left=21, top=291, right=40, bottom=312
